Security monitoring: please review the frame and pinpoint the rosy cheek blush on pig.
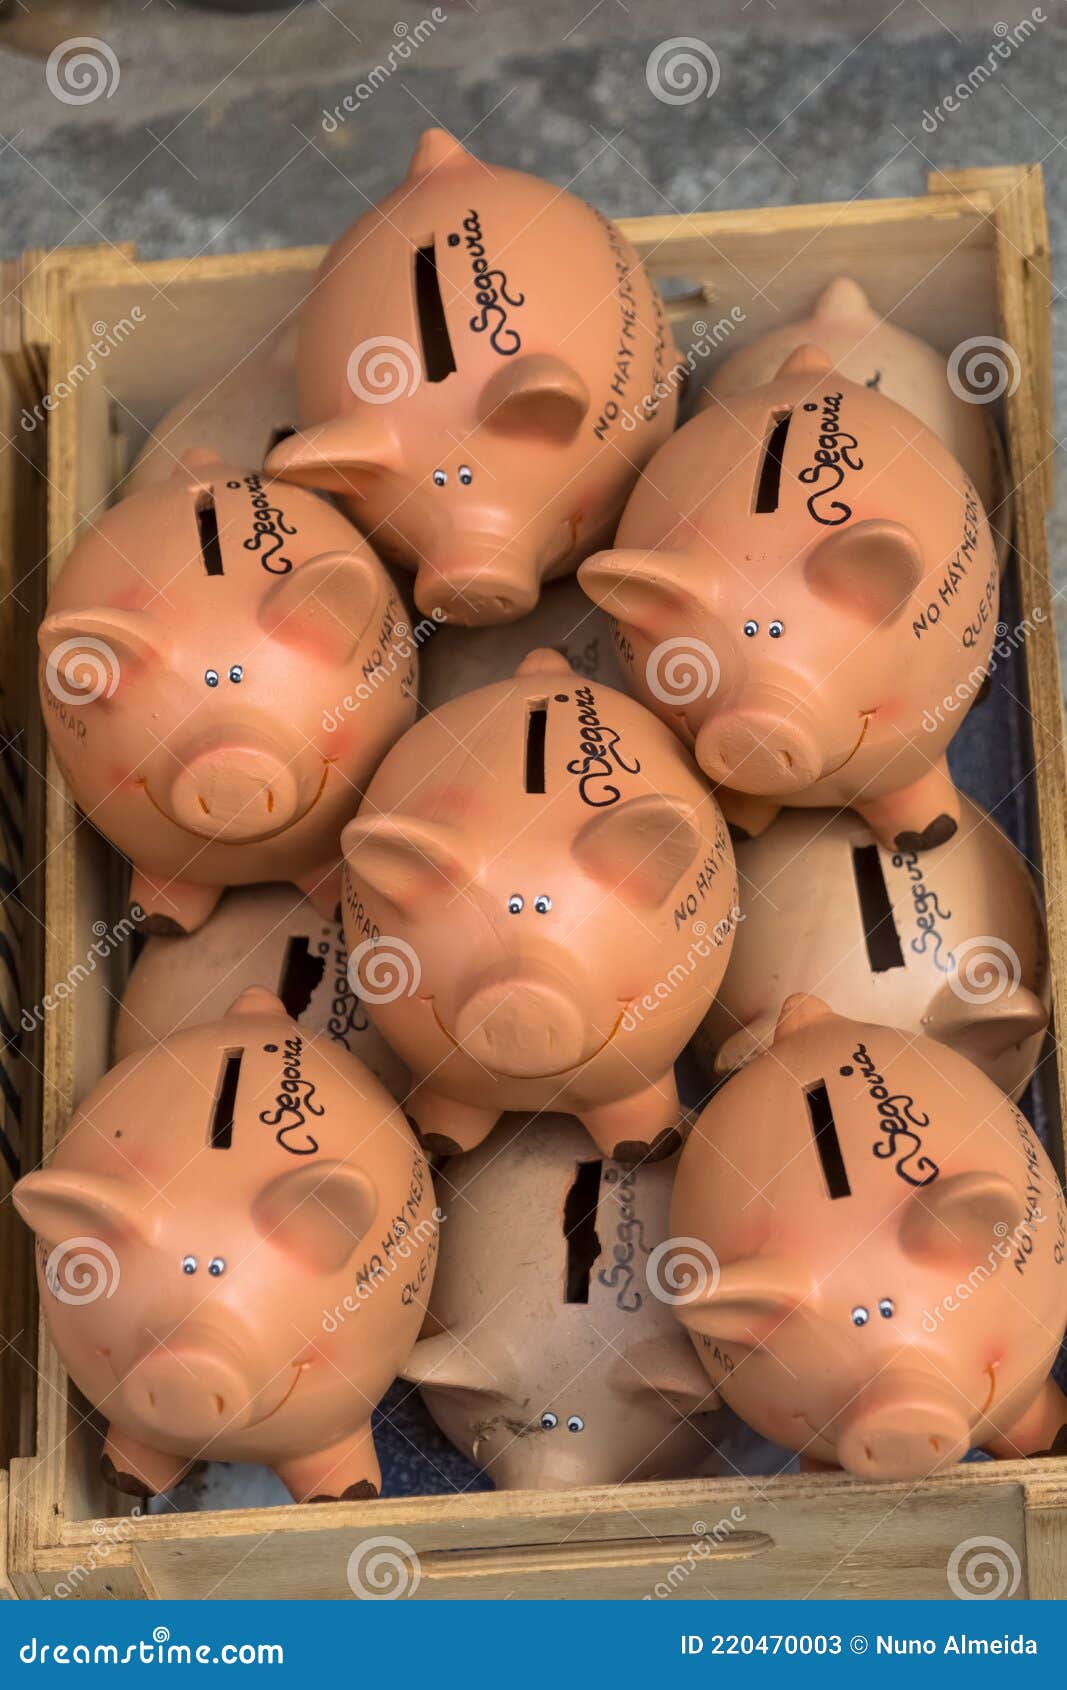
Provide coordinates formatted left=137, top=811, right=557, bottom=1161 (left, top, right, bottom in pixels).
left=341, top=649, right=739, bottom=1163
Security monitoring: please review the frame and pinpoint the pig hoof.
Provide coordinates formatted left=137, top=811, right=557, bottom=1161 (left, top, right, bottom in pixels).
left=142, top=914, right=188, bottom=938
left=893, top=814, right=958, bottom=853
left=100, top=1452, right=153, bottom=1499
left=611, top=1128, right=683, bottom=1165
left=417, top=1131, right=464, bottom=1158
left=308, top=1479, right=380, bottom=1503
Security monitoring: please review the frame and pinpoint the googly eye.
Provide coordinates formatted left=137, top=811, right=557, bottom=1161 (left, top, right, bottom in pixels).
left=566, top=1415, right=585, bottom=1433
left=433, top=470, right=447, bottom=486
left=508, top=894, right=524, bottom=914
left=182, top=1255, right=198, bottom=1275
left=534, top=895, right=552, bottom=914
left=878, top=1297, right=894, bottom=1319
left=228, top=665, right=243, bottom=684
left=204, top=669, right=219, bottom=688
left=851, top=1305, right=869, bottom=1327
left=540, top=1411, right=558, bottom=1430
left=769, top=620, right=784, bottom=638
left=743, top=619, right=759, bottom=638
left=209, top=1257, right=226, bottom=1277
left=458, top=465, right=473, bottom=485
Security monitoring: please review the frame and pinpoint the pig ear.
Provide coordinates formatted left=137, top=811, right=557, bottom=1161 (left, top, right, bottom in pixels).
left=259, top=552, right=381, bottom=663
left=812, top=277, right=873, bottom=323
left=407, top=127, right=469, bottom=178
left=899, top=1170, right=1026, bottom=1266
left=804, top=519, right=924, bottom=625
left=578, top=548, right=709, bottom=636
left=609, top=1333, right=720, bottom=1413
left=772, top=993, right=834, bottom=1045
left=39, top=609, right=170, bottom=699
left=13, top=1169, right=148, bottom=1249
left=480, top=354, right=590, bottom=442
left=400, top=1330, right=509, bottom=1393
left=264, top=419, right=401, bottom=495
left=922, top=981, right=1048, bottom=1067
left=674, top=1257, right=809, bottom=1348
left=341, top=814, right=472, bottom=912
left=776, top=343, right=834, bottom=379
left=253, top=1160, right=377, bottom=1273
left=573, top=794, right=701, bottom=909
left=171, top=447, right=225, bottom=485
left=714, top=1010, right=779, bottom=1075
left=226, top=986, right=287, bottom=1019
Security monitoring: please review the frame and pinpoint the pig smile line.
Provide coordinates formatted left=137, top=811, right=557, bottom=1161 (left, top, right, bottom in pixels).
left=426, top=996, right=629, bottom=1076
left=136, top=759, right=332, bottom=843
left=817, top=710, right=874, bottom=783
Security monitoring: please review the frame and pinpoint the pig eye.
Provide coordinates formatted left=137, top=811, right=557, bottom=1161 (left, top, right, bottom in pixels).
left=204, top=669, right=219, bottom=688
left=743, top=620, right=759, bottom=638
left=209, top=1257, right=226, bottom=1277
left=508, top=894, right=524, bottom=914
left=769, top=619, right=784, bottom=638
left=534, top=895, right=552, bottom=914
left=540, top=1411, right=558, bottom=1430
left=566, top=1415, right=585, bottom=1433
left=433, top=470, right=447, bottom=486
left=181, top=1255, right=198, bottom=1275
left=851, top=1305, right=869, bottom=1326
left=228, top=665, right=243, bottom=684
left=878, top=1297, right=894, bottom=1319
left=458, top=465, right=473, bottom=485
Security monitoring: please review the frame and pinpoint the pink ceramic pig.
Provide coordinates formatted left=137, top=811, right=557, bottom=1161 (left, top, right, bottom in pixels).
left=39, top=455, right=416, bottom=933
left=580, top=346, right=999, bottom=852
left=671, top=995, right=1067, bottom=1480
left=14, top=987, right=438, bottom=1502
left=342, top=649, right=739, bottom=1162
left=266, top=128, right=680, bottom=626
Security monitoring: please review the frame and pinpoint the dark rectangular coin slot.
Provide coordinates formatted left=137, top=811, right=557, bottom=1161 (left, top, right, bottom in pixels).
left=563, top=1158, right=602, bottom=1303
left=209, top=1050, right=243, bottom=1149
left=524, top=701, right=548, bottom=794
left=754, top=409, right=792, bottom=513
left=805, top=1080, right=851, bottom=1199
left=414, top=241, right=456, bottom=382
left=195, top=489, right=224, bottom=576
left=277, top=934, right=325, bottom=1020
left=851, top=843, right=905, bottom=972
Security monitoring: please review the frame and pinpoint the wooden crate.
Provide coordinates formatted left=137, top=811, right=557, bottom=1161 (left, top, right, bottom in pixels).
left=2, top=165, right=1066, bottom=1601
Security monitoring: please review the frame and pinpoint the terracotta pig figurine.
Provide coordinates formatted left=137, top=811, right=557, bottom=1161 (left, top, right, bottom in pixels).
left=266, top=128, right=680, bottom=626
left=14, top=987, right=438, bottom=1502
left=114, top=883, right=410, bottom=1100
left=697, top=797, right=1049, bottom=1102
left=342, top=649, right=739, bottom=1162
left=403, top=1113, right=724, bottom=1489
left=580, top=347, right=998, bottom=852
left=39, top=455, right=416, bottom=933
left=672, top=995, right=1067, bottom=1481
left=699, top=277, right=1007, bottom=561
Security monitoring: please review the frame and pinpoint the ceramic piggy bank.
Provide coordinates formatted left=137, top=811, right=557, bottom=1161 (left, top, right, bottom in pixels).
left=342, top=650, right=739, bottom=1161
left=266, top=128, right=680, bottom=625
left=14, top=987, right=437, bottom=1502
left=698, top=797, right=1049, bottom=1102
left=699, top=278, right=1007, bottom=560
left=672, top=996, right=1067, bottom=1481
left=39, top=456, right=417, bottom=933
left=403, top=1113, right=724, bottom=1488
left=580, top=347, right=999, bottom=851
left=114, top=883, right=409, bottom=1098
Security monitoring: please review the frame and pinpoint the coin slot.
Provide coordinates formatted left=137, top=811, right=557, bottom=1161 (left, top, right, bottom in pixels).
left=209, top=1050, right=243, bottom=1150
left=277, top=935, right=325, bottom=1020
left=563, top=1158, right=602, bottom=1303
left=851, top=843, right=905, bottom=972
left=195, top=489, right=224, bottom=577
left=754, top=409, right=792, bottom=514
left=525, top=701, right=548, bottom=794
left=414, top=240, right=456, bottom=383
left=805, top=1080, right=851, bottom=1199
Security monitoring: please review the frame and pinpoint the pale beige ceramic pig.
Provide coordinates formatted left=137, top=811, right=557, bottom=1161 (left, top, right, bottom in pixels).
left=402, top=1113, right=724, bottom=1489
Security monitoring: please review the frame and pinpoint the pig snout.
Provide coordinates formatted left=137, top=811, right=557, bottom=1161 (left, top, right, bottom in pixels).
left=694, top=686, right=823, bottom=795
left=413, top=545, right=540, bottom=626
left=834, top=1371, right=971, bottom=1480
left=452, top=965, right=588, bottom=1078
left=168, top=742, right=304, bottom=843
left=120, top=1327, right=257, bottom=1443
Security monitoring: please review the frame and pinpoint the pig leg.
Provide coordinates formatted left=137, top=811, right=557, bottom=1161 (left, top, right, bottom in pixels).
left=854, top=758, right=960, bottom=853
left=129, top=868, right=221, bottom=936
left=715, top=788, right=781, bottom=841
left=102, top=1427, right=191, bottom=1497
left=406, top=1086, right=500, bottom=1157
left=982, top=1378, right=1067, bottom=1460
left=581, top=1075, right=684, bottom=1164
left=294, top=863, right=342, bottom=921
left=275, top=1423, right=381, bottom=1502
